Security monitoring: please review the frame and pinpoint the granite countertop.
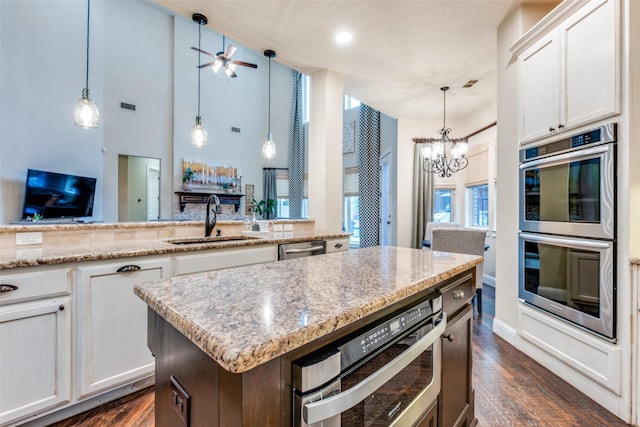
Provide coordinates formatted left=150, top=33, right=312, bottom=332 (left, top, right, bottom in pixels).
left=134, top=246, right=482, bottom=374
left=0, top=230, right=349, bottom=269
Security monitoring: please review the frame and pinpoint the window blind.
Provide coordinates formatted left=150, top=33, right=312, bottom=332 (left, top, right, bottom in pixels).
left=344, top=167, right=359, bottom=196
left=465, top=142, right=489, bottom=186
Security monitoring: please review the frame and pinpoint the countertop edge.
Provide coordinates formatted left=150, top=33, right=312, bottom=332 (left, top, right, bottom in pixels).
left=135, top=256, right=482, bottom=374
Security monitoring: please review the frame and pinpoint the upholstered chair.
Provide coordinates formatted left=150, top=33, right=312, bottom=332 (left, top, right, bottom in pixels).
left=431, top=227, right=487, bottom=314
left=423, top=221, right=462, bottom=248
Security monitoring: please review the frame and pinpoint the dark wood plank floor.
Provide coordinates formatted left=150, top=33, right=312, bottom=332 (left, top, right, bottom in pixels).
left=51, top=286, right=629, bottom=427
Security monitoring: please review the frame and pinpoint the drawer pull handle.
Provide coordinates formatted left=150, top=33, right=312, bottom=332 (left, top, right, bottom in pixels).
left=117, top=265, right=141, bottom=273
left=334, top=243, right=343, bottom=248
left=453, top=289, right=465, bottom=299
left=0, top=284, right=18, bottom=293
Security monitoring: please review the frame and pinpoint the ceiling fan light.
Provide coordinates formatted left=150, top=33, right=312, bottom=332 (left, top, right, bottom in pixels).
left=262, top=136, right=276, bottom=159
left=212, top=59, right=223, bottom=73
left=191, top=116, right=208, bottom=147
left=74, top=88, right=99, bottom=128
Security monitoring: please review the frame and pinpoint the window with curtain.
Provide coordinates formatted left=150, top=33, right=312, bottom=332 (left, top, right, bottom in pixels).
left=344, top=167, right=360, bottom=247
left=276, top=170, right=308, bottom=219
left=434, top=188, right=455, bottom=222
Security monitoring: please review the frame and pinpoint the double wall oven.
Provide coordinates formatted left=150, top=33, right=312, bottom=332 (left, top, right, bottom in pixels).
left=518, top=123, right=617, bottom=341
left=292, top=294, right=445, bottom=426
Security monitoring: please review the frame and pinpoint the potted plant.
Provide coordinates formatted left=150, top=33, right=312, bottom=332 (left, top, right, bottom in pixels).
left=252, top=198, right=276, bottom=219
left=182, top=167, right=195, bottom=191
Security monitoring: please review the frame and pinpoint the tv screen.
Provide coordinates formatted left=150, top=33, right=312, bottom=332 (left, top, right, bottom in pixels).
left=22, top=169, right=97, bottom=220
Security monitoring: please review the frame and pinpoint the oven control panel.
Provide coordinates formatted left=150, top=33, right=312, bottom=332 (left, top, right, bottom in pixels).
left=339, top=296, right=442, bottom=369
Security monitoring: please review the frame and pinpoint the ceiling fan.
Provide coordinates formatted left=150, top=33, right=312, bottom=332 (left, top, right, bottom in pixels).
left=190, top=30, right=257, bottom=78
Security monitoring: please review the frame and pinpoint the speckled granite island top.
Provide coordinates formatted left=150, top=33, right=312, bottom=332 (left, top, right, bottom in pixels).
left=134, top=246, right=482, bottom=374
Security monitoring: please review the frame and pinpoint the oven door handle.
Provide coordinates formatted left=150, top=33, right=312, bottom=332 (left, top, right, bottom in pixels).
left=519, top=232, right=611, bottom=250
left=303, top=312, right=447, bottom=425
left=519, top=145, right=609, bottom=169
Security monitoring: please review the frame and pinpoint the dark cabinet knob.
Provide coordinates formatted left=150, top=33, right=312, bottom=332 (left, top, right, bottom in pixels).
left=444, top=334, right=454, bottom=342
left=549, top=127, right=556, bottom=132
left=558, top=124, right=565, bottom=129
left=59, top=305, right=65, bottom=311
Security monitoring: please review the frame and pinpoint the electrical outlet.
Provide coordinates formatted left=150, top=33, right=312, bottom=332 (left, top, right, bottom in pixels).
left=284, top=224, right=294, bottom=231
left=16, top=232, right=43, bottom=245
left=273, top=224, right=283, bottom=231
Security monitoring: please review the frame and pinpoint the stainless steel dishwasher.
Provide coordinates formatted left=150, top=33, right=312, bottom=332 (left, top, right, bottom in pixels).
left=278, top=240, right=326, bottom=260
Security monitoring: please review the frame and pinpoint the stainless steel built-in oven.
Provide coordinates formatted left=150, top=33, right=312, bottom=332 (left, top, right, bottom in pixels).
left=292, top=295, right=446, bottom=426
left=518, top=123, right=617, bottom=341
left=519, top=123, right=616, bottom=240
left=519, top=232, right=615, bottom=340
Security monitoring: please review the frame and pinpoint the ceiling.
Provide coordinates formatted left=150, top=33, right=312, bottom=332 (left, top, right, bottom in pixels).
left=153, top=0, right=519, bottom=120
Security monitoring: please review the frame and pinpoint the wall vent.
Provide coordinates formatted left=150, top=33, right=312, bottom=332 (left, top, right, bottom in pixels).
left=231, top=127, right=241, bottom=133
left=462, top=79, right=479, bottom=88
left=120, top=102, right=136, bottom=111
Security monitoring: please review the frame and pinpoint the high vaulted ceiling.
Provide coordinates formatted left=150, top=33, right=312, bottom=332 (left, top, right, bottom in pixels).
left=153, top=0, right=519, bottom=120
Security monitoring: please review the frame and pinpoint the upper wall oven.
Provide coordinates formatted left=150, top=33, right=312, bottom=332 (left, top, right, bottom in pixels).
left=519, top=123, right=617, bottom=240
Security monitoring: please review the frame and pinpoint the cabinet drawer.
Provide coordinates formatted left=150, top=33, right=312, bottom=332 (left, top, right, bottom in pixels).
left=174, top=245, right=277, bottom=276
left=439, top=273, right=474, bottom=317
left=326, top=238, right=350, bottom=253
left=0, top=267, right=71, bottom=305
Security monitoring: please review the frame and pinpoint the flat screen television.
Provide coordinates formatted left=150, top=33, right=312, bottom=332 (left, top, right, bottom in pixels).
left=22, top=169, right=97, bottom=220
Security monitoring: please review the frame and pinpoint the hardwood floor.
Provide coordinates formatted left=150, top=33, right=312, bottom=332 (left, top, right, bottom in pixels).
left=51, top=286, right=629, bottom=427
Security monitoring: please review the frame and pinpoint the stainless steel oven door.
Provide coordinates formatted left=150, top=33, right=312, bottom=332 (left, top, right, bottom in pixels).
left=519, top=143, right=615, bottom=239
left=295, top=314, right=446, bottom=427
left=519, top=232, right=615, bottom=340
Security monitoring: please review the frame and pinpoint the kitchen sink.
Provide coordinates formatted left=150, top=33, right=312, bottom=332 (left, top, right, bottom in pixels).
left=166, top=235, right=261, bottom=245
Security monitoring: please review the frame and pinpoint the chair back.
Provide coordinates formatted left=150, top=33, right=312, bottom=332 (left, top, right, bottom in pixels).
left=424, top=221, right=462, bottom=241
left=431, top=227, right=486, bottom=289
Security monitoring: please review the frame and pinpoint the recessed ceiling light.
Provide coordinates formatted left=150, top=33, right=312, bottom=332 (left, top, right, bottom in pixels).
left=335, top=31, right=353, bottom=44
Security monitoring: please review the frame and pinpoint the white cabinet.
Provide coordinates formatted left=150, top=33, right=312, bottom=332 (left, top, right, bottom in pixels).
left=518, top=0, right=619, bottom=144
left=326, top=237, right=350, bottom=253
left=174, top=245, right=277, bottom=276
left=0, top=265, right=72, bottom=426
left=75, top=256, right=170, bottom=398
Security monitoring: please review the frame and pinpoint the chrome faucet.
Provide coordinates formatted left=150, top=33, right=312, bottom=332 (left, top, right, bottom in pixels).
left=205, top=194, right=221, bottom=237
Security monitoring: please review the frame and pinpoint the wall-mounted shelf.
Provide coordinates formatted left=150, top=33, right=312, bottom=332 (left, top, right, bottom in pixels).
left=175, top=192, right=245, bottom=212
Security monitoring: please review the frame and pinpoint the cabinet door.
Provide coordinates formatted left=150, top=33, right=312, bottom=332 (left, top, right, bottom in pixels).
left=0, top=298, right=71, bottom=425
left=325, top=237, right=350, bottom=253
left=76, top=257, right=170, bottom=398
left=440, top=305, right=473, bottom=427
left=519, top=32, right=560, bottom=144
left=561, top=0, right=619, bottom=128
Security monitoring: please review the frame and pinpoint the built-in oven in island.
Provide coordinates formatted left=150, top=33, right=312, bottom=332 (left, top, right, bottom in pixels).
left=518, top=123, right=617, bottom=341
left=292, top=295, right=445, bottom=426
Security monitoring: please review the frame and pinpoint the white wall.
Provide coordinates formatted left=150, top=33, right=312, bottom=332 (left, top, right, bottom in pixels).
left=0, top=0, right=294, bottom=224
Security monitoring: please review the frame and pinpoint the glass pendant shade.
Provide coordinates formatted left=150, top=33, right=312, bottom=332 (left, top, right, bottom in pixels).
left=191, top=116, right=208, bottom=147
left=262, top=135, right=276, bottom=159
left=74, top=88, right=99, bottom=128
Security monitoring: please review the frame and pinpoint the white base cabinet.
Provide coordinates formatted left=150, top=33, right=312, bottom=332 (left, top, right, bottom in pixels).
left=75, top=257, right=171, bottom=399
left=174, top=245, right=277, bottom=276
left=0, top=298, right=71, bottom=426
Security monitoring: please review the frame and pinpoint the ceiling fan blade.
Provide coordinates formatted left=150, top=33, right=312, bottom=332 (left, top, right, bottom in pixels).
left=198, top=61, right=217, bottom=69
left=190, top=46, right=217, bottom=58
left=225, top=44, right=237, bottom=58
left=232, top=60, right=258, bottom=69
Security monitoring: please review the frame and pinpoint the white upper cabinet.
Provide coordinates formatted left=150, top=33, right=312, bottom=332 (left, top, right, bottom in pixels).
left=517, top=0, right=619, bottom=145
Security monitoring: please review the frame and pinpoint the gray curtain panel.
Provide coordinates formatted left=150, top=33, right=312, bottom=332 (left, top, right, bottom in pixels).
left=412, top=143, right=434, bottom=248
left=358, top=104, right=381, bottom=248
left=263, top=168, right=277, bottom=219
left=288, top=70, right=305, bottom=218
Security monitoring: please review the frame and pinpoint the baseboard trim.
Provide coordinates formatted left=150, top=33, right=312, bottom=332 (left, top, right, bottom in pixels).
left=482, top=274, right=495, bottom=287
left=493, top=317, right=517, bottom=346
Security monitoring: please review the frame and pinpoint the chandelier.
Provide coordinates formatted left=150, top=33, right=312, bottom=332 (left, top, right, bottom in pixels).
left=413, top=86, right=468, bottom=177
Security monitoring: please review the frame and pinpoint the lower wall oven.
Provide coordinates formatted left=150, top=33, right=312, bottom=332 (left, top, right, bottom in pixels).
left=519, top=232, right=615, bottom=341
left=292, top=295, right=445, bottom=426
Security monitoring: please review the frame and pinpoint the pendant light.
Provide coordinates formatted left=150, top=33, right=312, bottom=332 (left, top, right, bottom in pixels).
left=191, top=13, right=208, bottom=147
left=262, top=50, right=277, bottom=159
left=73, top=0, right=99, bottom=129
left=412, top=86, right=469, bottom=178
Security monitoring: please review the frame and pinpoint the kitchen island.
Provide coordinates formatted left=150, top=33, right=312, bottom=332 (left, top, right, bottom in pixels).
left=134, top=246, right=482, bottom=426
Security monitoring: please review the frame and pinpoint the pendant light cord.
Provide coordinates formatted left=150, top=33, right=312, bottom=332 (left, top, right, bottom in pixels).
left=268, top=56, right=271, bottom=135
left=442, top=88, right=447, bottom=129
left=197, top=22, right=202, bottom=117
left=85, top=0, right=90, bottom=89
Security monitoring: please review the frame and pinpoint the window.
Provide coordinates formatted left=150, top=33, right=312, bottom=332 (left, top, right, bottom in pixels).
left=433, top=189, right=454, bottom=222
left=344, top=167, right=359, bottom=247
left=469, top=184, right=489, bottom=227
left=275, top=170, right=308, bottom=219
left=344, top=95, right=361, bottom=110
